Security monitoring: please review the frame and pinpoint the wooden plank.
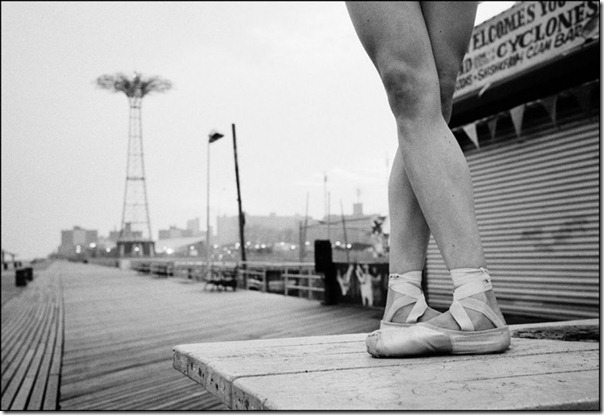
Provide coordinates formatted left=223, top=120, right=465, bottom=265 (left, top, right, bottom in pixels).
left=234, top=367, right=598, bottom=410
left=1, top=300, right=51, bottom=401
left=42, top=375, right=59, bottom=410
left=1, top=348, right=35, bottom=408
left=1, top=265, right=61, bottom=411
left=8, top=309, right=54, bottom=409
left=174, top=336, right=598, bottom=409
left=1, top=300, right=48, bottom=370
left=284, top=285, right=324, bottom=292
left=25, top=349, right=53, bottom=410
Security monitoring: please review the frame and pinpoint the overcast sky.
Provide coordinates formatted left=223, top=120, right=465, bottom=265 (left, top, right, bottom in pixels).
left=1, top=1, right=514, bottom=259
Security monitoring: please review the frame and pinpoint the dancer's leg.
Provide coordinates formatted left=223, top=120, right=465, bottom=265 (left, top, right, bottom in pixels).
left=385, top=1, right=478, bottom=323
left=420, top=2, right=478, bottom=124
left=386, top=146, right=440, bottom=324
left=388, top=0, right=477, bottom=278
left=419, top=1, right=505, bottom=331
left=346, top=2, right=503, bottom=331
left=388, top=147, right=430, bottom=275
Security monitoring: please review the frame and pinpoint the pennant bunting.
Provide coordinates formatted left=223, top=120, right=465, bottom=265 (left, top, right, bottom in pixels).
left=487, top=117, right=498, bottom=140
left=539, top=95, right=558, bottom=126
left=462, top=123, right=479, bottom=148
left=570, top=86, right=591, bottom=115
left=510, top=104, right=526, bottom=138
left=478, top=82, right=492, bottom=97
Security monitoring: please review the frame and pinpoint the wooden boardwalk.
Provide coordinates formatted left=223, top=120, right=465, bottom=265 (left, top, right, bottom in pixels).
left=38, top=261, right=381, bottom=410
left=1, top=266, right=63, bottom=410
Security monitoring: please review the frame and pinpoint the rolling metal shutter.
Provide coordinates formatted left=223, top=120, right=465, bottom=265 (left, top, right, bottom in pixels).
left=425, top=116, right=599, bottom=321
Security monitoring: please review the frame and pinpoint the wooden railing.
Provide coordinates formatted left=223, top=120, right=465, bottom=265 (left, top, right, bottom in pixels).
left=128, top=259, right=323, bottom=300
left=282, top=273, right=325, bottom=300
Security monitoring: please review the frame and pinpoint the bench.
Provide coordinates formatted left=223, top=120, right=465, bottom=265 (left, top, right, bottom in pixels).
left=150, top=261, right=174, bottom=278
left=173, top=262, right=205, bottom=281
left=173, top=319, right=599, bottom=410
left=238, top=268, right=267, bottom=291
left=133, top=261, right=151, bottom=274
left=204, top=268, right=237, bottom=291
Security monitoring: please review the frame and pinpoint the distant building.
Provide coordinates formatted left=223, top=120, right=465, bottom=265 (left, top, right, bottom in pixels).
left=155, top=236, right=206, bottom=257
left=304, top=204, right=386, bottom=253
left=352, top=202, right=363, bottom=217
left=119, top=223, right=143, bottom=240
left=215, top=205, right=387, bottom=257
left=108, top=230, right=121, bottom=242
left=58, top=226, right=98, bottom=257
left=158, top=225, right=186, bottom=240
left=216, top=212, right=302, bottom=245
left=159, top=218, right=203, bottom=240
left=186, top=217, right=202, bottom=237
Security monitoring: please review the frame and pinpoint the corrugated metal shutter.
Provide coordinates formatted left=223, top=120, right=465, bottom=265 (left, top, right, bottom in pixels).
left=425, top=116, right=599, bottom=321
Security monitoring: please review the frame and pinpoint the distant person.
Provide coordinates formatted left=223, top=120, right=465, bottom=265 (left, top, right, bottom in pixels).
left=345, top=2, right=509, bottom=357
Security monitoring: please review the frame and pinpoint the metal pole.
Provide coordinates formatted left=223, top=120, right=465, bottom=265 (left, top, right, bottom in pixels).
left=340, top=200, right=350, bottom=263
left=206, top=139, right=212, bottom=279
left=327, top=191, right=331, bottom=241
left=301, top=192, right=309, bottom=261
left=298, top=221, right=304, bottom=263
left=232, top=123, right=247, bottom=266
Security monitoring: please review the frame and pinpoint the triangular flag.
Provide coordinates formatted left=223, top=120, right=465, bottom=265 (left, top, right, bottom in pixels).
left=462, top=123, right=479, bottom=148
left=510, top=104, right=526, bottom=137
left=478, top=82, right=492, bottom=97
left=539, top=95, right=558, bottom=126
left=582, top=14, right=599, bottom=40
left=487, top=117, right=498, bottom=140
left=571, top=86, right=591, bottom=114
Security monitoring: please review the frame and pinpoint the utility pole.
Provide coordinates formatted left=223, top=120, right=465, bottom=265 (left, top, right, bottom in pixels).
left=232, top=123, right=247, bottom=266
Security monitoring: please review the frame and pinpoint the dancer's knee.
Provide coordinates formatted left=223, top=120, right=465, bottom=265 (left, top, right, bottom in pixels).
left=379, top=60, right=441, bottom=125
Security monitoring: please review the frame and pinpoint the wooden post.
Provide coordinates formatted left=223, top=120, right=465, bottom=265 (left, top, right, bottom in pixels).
left=232, top=123, right=247, bottom=267
left=284, top=274, right=289, bottom=297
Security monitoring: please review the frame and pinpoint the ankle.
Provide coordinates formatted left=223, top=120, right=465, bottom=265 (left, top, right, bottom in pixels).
left=388, top=270, right=422, bottom=288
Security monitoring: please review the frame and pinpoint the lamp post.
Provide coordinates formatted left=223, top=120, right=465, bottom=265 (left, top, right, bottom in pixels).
left=207, top=130, right=224, bottom=278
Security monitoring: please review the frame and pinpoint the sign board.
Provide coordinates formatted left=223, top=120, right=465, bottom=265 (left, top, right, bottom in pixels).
left=454, top=0, right=600, bottom=99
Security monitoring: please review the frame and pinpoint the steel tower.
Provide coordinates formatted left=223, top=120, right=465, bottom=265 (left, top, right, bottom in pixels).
left=96, top=72, right=171, bottom=256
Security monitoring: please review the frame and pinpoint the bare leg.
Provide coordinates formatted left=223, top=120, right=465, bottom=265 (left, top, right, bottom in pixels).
left=386, top=147, right=440, bottom=323
left=346, top=1, right=504, bottom=331
left=385, top=1, right=477, bottom=323
left=419, top=1, right=505, bottom=331
left=420, top=2, right=478, bottom=124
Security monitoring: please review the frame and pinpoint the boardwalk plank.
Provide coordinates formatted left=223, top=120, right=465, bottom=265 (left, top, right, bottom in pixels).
left=56, top=261, right=380, bottom=410
left=8, top=312, right=53, bottom=410
left=1, top=265, right=62, bottom=411
left=42, top=375, right=59, bottom=410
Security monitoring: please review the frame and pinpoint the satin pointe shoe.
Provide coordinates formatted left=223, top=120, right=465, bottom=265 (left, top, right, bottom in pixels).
left=380, top=271, right=437, bottom=329
left=367, top=268, right=510, bottom=357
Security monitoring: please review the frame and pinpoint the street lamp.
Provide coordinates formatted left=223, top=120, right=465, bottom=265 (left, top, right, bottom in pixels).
left=207, top=130, right=224, bottom=278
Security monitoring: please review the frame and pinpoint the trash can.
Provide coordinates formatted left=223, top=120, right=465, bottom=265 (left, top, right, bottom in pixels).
left=15, top=268, right=27, bottom=287
left=25, top=267, right=34, bottom=281
left=315, top=240, right=340, bottom=305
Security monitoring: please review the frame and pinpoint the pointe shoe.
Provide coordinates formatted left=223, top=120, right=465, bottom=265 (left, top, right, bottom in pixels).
left=367, top=269, right=510, bottom=357
left=380, top=273, right=437, bottom=329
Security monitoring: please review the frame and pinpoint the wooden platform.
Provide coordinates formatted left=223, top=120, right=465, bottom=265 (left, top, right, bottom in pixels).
left=54, top=261, right=381, bottom=410
left=1, top=266, right=63, bottom=410
left=174, top=320, right=600, bottom=410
